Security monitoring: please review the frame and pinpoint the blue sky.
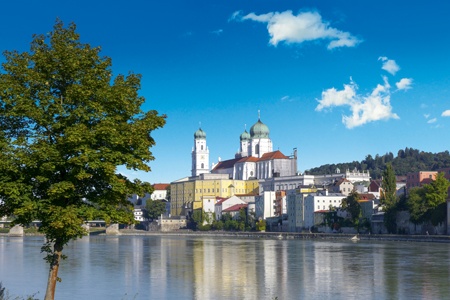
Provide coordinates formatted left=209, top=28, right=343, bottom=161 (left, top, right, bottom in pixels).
left=1, top=1, right=450, bottom=184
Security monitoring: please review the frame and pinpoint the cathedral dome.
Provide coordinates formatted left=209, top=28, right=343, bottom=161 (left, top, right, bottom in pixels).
left=194, top=128, right=206, bottom=139
left=240, top=130, right=250, bottom=141
left=250, top=119, right=269, bottom=138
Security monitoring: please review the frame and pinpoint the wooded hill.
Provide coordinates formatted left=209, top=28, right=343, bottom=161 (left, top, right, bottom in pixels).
left=305, top=148, right=450, bottom=179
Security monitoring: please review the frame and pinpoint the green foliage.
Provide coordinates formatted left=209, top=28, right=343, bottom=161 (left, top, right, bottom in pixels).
left=408, top=172, right=450, bottom=225
left=380, top=163, right=397, bottom=208
left=0, top=20, right=165, bottom=296
left=306, top=147, right=450, bottom=179
left=341, top=191, right=362, bottom=231
left=145, top=200, right=166, bottom=220
left=256, top=219, right=266, bottom=231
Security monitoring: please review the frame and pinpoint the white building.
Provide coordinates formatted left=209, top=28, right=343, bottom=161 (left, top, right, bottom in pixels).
left=214, top=196, right=246, bottom=220
left=287, top=189, right=346, bottom=231
left=192, top=128, right=210, bottom=177
left=255, top=191, right=276, bottom=220
left=303, top=192, right=346, bottom=229
left=210, top=117, right=297, bottom=181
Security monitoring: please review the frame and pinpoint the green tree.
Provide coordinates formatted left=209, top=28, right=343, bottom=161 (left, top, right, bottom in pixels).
left=0, top=21, right=165, bottom=300
left=381, top=163, right=398, bottom=233
left=408, top=172, right=450, bottom=225
left=145, top=199, right=167, bottom=220
left=341, top=191, right=362, bottom=232
left=380, top=163, right=397, bottom=208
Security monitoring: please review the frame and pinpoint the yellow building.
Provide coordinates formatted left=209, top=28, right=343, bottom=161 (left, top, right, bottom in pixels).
left=170, top=173, right=259, bottom=216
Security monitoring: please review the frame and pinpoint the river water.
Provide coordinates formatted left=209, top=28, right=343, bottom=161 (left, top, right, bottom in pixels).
left=1, top=235, right=449, bottom=299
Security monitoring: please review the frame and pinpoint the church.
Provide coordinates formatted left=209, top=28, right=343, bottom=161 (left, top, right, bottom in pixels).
left=191, top=117, right=298, bottom=180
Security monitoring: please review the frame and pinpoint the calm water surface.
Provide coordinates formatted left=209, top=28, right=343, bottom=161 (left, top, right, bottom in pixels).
left=1, top=235, right=449, bottom=299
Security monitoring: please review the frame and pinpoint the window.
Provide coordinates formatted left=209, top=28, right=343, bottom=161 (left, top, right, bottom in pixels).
left=201, top=163, right=204, bottom=168
left=201, top=145, right=204, bottom=150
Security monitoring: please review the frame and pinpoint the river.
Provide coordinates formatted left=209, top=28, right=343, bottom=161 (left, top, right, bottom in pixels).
left=1, top=235, right=449, bottom=299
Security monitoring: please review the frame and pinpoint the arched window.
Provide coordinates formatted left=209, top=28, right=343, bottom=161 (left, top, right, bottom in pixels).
left=201, top=145, right=204, bottom=150
left=255, top=144, right=259, bottom=155
left=201, top=163, right=204, bottom=169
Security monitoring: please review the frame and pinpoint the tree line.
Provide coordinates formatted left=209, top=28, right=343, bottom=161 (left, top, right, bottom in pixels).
left=306, top=147, right=450, bottom=179
left=336, top=164, right=450, bottom=234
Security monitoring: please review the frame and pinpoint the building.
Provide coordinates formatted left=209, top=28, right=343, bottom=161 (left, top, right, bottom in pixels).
left=192, top=128, right=209, bottom=177
left=215, top=196, right=247, bottom=220
left=330, top=178, right=354, bottom=196
left=170, top=173, right=258, bottom=216
left=288, top=190, right=345, bottom=230
left=287, top=187, right=318, bottom=232
left=406, top=171, right=438, bottom=190
left=150, top=183, right=170, bottom=200
left=222, top=204, right=248, bottom=220
left=210, top=117, right=298, bottom=180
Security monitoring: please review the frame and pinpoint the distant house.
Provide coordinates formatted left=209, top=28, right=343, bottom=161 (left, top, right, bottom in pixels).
left=215, top=196, right=246, bottom=220
left=133, top=208, right=146, bottom=222
left=331, top=178, right=354, bottom=196
left=406, top=171, right=437, bottom=190
left=222, top=204, right=248, bottom=220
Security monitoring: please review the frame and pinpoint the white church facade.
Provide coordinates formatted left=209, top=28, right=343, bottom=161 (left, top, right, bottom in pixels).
left=191, top=117, right=298, bottom=181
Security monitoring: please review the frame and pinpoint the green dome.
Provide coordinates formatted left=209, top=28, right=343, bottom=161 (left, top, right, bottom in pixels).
left=240, top=130, right=250, bottom=141
left=194, top=128, right=206, bottom=139
left=250, top=119, right=269, bottom=138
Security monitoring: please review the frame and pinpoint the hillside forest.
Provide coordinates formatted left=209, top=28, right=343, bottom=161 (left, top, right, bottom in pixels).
left=305, top=148, right=450, bottom=179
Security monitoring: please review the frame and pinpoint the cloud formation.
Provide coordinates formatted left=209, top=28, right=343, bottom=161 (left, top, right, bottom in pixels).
left=315, top=57, right=413, bottom=128
left=396, top=78, right=413, bottom=90
left=427, top=118, right=437, bottom=124
left=378, top=57, right=400, bottom=75
left=231, top=10, right=361, bottom=49
left=442, top=110, right=450, bottom=117
left=316, top=77, right=399, bottom=129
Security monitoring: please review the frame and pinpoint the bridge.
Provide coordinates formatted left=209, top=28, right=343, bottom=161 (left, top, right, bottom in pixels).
left=0, top=220, right=120, bottom=236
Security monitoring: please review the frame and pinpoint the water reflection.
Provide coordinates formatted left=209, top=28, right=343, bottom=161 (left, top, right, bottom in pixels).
left=1, top=236, right=450, bottom=299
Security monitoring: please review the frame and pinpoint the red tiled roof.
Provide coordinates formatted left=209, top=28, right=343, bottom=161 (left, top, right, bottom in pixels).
left=358, top=193, right=375, bottom=200
left=258, top=150, right=288, bottom=161
left=222, top=204, right=248, bottom=212
left=152, top=183, right=170, bottom=190
left=237, top=156, right=259, bottom=163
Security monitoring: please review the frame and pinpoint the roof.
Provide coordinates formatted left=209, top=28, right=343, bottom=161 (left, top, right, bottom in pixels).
left=212, top=150, right=290, bottom=171
left=359, top=193, right=376, bottom=200
left=334, top=178, right=351, bottom=186
left=153, top=183, right=170, bottom=190
left=258, top=150, right=289, bottom=161
left=222, top=204, right=248, bottom=212
left=212, top=157, right=242, bottom=171
left=237, top=156, right=259, bottom=163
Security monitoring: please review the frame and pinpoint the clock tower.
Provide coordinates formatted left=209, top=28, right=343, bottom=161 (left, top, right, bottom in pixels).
left=191, top=127, right=210, bottom=177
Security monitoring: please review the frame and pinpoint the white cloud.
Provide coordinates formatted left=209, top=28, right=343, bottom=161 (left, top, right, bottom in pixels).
left=442, top=110, right=450, bottom=117
left=378, top=56, right=400, bottom=75
left=427, top=118, right=437, bottom=124
left=211, top=29, right=223, bottom=35
left=235, top=10, right=361, bottom=49
left=396, top=78, right=413, bottom=90
left=316, top=77, right=399, bottom=129
left=280, top=95, right=290, bottom=102
left=424, top=114, right=430, bottom=119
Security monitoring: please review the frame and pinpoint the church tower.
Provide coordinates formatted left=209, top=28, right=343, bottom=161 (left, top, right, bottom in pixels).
left=191, top=127, right=209, bottom=177
left=238, top=125, right=251, bottom=158
left=249, top=113, right=273, bottom=158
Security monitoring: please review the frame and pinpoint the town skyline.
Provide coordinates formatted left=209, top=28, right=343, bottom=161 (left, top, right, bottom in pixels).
left=1, top=0, right=449, bottom=184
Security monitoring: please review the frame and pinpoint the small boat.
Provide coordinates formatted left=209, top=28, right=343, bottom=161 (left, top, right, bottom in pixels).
left=350, top=235, right=360, bottom=241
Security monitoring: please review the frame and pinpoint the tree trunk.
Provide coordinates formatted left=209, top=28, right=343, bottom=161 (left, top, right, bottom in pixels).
left=44, top=242, right=64, bottom=300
